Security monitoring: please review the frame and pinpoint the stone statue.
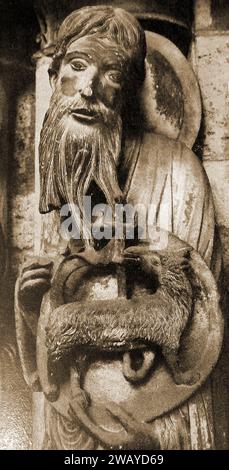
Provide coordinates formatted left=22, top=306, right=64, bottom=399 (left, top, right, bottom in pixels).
left=15, top=5, right=223, bottom=449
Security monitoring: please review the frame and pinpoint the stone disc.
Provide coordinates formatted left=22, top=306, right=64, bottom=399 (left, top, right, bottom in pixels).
left=38, top=250, right=223, bottom=447
left=140, top=31, right=201, bottom=149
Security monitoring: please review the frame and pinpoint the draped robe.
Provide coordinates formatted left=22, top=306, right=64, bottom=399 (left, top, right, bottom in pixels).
left=44, top=131, right=219, bottom=450
left=124, top=132, right=215, bottom=266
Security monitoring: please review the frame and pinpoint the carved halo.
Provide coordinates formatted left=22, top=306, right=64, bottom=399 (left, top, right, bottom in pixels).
left=140, top=31, right=201, bottom=149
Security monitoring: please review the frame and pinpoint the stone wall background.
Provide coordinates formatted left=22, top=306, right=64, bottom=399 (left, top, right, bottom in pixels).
left=0, top=0, right=38, bottom=449
left=0, top=0, right=228, bottom=449
left=192, top=0, right=229, bottom=448
left=193, top=0, right=229, bottom=279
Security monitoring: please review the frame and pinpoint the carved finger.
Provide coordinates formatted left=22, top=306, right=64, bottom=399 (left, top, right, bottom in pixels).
left=124, top=254, right=141, bottom=263
left=105, top=402, right=137, bottom=433
left=20, top=268, right=52, bottom=284
left=70, top=367, right=90, bottom=409
left=124, top=248, right=143, bottom=264
left=19, top=279, right=51, bottom=302
left=21, top=268, right=51, bottom=283
left=68, top=401, right=128, bottom=448
left=20, top=278, right=51, bottom=292
left=124, top=246, right=150, bottom=256
left=21, top=259, right=53, bottom=274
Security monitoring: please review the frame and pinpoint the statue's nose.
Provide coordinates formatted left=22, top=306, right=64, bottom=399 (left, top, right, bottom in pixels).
left=81, top=81, right=93, bottom=98
left=78, top=67, right=98, bottom=98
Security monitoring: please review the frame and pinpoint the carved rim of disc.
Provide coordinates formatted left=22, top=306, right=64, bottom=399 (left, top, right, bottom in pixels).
left=140, top=31, right=202, bottom=149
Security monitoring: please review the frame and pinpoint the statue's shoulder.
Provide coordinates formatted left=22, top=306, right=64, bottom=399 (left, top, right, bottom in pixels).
left=141, top=131, right=208, bottom=182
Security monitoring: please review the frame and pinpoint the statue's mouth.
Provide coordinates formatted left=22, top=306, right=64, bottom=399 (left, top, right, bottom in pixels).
left=78, top=337, right=148, bottom=353
left=71, top=108, right=98, bottom=123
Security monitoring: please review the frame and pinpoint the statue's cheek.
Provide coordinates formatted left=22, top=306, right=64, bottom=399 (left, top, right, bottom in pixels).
left=59, top=75, right=78, bottom=97
left=99, top=85, right=122, bottom=110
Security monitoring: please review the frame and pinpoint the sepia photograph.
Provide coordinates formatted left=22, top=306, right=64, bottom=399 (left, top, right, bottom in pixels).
left=0, top=0, right=228, bottom=460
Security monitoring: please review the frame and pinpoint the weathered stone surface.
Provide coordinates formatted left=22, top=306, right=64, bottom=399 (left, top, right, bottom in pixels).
left=195, top=0, right=213, bottom=31
left=9, top=84, right=36, bottom=271
left=11, top=194, right=35, bottom=251
left=12, top=85, right=35, bottom=196
left=194, top=35, right=229, bottom=161
left=204, top=160, right=229, bottom=278
left=211, top=0, right=229, bottom=31
left=217, top=224, right=229, bottom=288
left=204, top=161, right=229, bottom=226
left=33, top=0, right=193, bottom=53
left=195, top=0, right=229, bottom=32
left=10, top=193, right=36, bottom=273
left=0, top=350, right=32, bottom=449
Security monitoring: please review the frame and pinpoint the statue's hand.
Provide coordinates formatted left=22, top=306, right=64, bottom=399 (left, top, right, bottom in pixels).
left=18, top=257, right=53, bottom=313
left=105, top=403, right=160, bottom=450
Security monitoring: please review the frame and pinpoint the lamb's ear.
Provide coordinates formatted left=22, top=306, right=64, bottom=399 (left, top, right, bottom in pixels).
left=176, top=247, right=193, bottom=257
left=174, top=247, right=193, bottom=265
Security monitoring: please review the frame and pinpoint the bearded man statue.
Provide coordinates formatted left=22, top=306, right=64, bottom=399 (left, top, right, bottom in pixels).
left=15, top=5, right=223, bottom=450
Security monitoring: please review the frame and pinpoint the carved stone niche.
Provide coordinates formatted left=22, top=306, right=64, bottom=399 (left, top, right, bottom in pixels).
left=32, top=0, right=193, bottom=55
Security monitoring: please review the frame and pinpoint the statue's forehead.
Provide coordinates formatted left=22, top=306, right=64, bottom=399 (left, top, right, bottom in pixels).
left=65, top=36, right=128, bottom=65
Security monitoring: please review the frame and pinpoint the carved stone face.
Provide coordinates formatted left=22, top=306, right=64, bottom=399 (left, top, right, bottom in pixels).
left=54, top=36, right=129, bottom=125
left=39, top=36, right=126, bottom=217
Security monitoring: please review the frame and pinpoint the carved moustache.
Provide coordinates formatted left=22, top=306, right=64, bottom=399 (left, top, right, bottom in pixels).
left=42, top=88, right=121, bottom=128
left=67, top=97, right=120, bottom=127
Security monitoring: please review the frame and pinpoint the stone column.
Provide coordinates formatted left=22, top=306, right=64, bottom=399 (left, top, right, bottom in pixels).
left=31, top=19, right=56, bottom=452
left=0, top=56, right=35, bottom=450
left=0, top=77, right=8, bottom=277
left=0, top=73, right=9, bottom=448
left=192, top=0, right=229, bottom=449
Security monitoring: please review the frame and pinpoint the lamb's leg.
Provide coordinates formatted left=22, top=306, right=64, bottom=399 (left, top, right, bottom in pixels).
left=122, top=349, right=156, bottom=383
left=163, top=348, right=199, bottom=386
left=69, top=354, right=91, bottom=418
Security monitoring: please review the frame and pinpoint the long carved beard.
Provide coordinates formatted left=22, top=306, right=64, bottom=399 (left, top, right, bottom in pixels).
left=39, top=89, right=123, bottom=240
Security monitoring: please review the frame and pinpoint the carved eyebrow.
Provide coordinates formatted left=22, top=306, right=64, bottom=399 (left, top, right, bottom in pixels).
left=64, top=51, right=92, bottom=62
left=102, top=50, right=128, bottom=67
left=103, top=60, right=125, bottom=70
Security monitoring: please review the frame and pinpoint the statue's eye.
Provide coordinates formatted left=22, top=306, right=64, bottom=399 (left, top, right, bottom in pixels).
left=151, top=259, right=160, bottom=267
left=70, top=60, right=88, bottom=71
left=107, top=70, right=122, bottom=84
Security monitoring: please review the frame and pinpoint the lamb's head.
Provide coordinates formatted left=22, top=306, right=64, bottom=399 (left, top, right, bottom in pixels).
left=124, top=245, right=192, bottom=292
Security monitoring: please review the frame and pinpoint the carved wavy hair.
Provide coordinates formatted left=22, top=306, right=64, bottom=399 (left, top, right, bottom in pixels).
left=49, top=5, right=146, bottom=94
